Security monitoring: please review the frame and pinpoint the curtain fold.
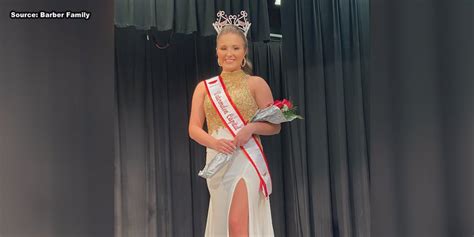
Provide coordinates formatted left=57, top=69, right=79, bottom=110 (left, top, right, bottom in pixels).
left=114, top=0, right=270, bottom=42
left=280, top=0, right=371, bottom=236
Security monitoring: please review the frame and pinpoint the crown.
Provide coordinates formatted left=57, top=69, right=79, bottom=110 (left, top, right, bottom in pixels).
left=212, top=11, right=251, bottom=36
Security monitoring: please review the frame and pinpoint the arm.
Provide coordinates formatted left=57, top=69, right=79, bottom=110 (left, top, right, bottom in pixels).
left=247, top=121, right=281, bottom=136
left=233, top=76, right=281, bottom=147
left=188, top=81, right=236, bottom=154
left=248, top=76, right=281, bottom=135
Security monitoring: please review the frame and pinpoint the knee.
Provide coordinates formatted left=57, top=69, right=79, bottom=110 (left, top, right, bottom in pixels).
left=228, top=179, right=249, bottom=236
left=228, top=215, right=245, bottom=234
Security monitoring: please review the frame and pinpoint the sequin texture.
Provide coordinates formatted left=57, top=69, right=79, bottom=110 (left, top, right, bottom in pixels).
left=204, top=70, right=259, bottom=135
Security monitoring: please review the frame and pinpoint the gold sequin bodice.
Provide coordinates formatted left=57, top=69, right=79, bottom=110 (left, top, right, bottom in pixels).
left=204, top=70, right=259, bottom=134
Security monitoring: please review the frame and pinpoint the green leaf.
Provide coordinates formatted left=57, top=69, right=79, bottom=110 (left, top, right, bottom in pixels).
left=283, top=111, right=304, bottom=121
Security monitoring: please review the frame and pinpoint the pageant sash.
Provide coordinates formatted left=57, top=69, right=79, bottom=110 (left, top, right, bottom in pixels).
left=204, top=76, right=272, bottom=197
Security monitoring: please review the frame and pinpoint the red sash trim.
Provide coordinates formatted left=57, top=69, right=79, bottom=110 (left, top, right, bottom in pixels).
left=218, top=75, right=273, bottom=190
left=204, top=76, right=272, bottom=197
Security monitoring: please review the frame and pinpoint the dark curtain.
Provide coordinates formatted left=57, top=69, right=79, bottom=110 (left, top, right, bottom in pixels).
left=0, top=1, right=115, bottom=236
left=370, top=0, right=474, bottom=236
left=114, top=27, right=285, bottom=236
left=115, top=0, right=371, bottom=236
left=114, top=0, right=270, bottom=41
left=280, top=0, right=371, bottom=236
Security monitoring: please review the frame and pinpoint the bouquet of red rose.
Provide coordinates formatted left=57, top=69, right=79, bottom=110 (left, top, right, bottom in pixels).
left=249, top=99, right=303, bottom=123
left=198, top=99, right=303, bottom=179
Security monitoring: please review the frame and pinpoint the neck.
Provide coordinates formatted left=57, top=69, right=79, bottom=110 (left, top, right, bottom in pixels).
left=221, top=69, right=243, bottom=74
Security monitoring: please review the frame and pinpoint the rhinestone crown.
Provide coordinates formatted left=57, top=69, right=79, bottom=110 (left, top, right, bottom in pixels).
left=212, top=11, right=251, bottom=36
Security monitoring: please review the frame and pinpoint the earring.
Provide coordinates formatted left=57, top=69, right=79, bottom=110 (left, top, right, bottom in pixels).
left=241, top=58, right=247, bottom=67
left=217, top=59, right=221, bottom=67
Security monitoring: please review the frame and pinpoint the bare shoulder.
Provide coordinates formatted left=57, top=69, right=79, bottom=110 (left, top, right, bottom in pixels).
left=197, top=80, right=207, bottom=92
left=247, top=75, right=267, bottom=84
left=193, top=81, right=207, bottom=98
left=247, top=75, right=270, bottom=91
left=196, top=80, right=204, bottom=89
left=246, top=75, right=274, bottom=108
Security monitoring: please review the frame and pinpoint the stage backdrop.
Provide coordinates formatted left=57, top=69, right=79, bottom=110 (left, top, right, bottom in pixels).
left=370, top=0, right=474, bottom=236
left=115, top=0, right=370, bottom=236
left=0, top=1, right=114, bottom=237
left=114, top=0, right=270, bottom=42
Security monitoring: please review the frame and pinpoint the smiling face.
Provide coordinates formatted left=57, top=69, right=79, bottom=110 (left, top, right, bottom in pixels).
left=216, top=31, right=247, bottom=73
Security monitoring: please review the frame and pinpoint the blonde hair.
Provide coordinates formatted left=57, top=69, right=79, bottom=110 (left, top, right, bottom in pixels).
left=217, top=25, right=253, bottom=75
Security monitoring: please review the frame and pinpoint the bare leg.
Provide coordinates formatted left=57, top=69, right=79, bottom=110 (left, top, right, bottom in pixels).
left=228, top=179, right=249, bottom=237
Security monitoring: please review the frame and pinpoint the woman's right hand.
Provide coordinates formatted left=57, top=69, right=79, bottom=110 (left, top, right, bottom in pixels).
left=212, top=138, right=237, bottom=155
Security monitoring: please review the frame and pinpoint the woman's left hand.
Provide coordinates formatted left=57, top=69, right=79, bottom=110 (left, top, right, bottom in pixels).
left=233, top=124, right=255, bottom=147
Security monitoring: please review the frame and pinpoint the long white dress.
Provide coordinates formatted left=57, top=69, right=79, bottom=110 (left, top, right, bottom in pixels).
left=203, top=70, right=274, bottom=237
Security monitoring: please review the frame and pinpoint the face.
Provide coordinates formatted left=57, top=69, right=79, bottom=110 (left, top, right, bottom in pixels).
left=216, top=32, right=247, bottom=72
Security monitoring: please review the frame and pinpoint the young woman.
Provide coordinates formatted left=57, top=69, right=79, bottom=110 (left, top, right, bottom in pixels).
left=188, top=24, right=280, bottom=237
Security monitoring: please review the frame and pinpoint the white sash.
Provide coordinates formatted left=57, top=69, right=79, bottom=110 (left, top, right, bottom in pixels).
left=204, top=76, right=272, bottom=197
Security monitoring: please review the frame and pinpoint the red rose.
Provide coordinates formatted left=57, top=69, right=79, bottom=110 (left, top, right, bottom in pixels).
left=273, top=100, right=284, bottom=109
left=281, top=99, right=293, bottom=109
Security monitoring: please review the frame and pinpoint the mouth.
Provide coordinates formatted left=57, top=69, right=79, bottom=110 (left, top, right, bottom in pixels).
left=224, top=58, right=235, bottom=64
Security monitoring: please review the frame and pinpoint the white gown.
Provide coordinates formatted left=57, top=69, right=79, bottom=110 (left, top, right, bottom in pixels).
left=203, top=70, right=274, bottom=236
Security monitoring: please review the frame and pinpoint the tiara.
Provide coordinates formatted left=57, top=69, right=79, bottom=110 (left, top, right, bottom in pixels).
left=212, top=11, right=251, bottom=36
